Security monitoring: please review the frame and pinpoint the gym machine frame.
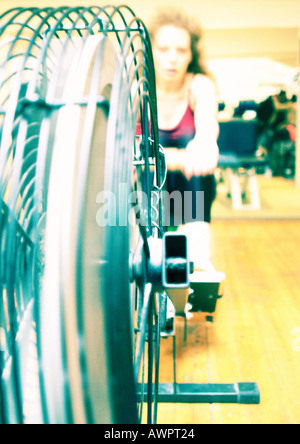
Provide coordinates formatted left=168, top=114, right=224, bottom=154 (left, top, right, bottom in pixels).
left=0, top=5, right=259, bottom=425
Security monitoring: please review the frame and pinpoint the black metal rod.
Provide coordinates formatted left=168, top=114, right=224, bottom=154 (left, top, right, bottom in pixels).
left=134, top=284, right=152, bottom=383
left=153, top=297, right=161, bottom=424
left=147, top=294, right=153, bottom=425
left=138, top=382, right=260, bottom=405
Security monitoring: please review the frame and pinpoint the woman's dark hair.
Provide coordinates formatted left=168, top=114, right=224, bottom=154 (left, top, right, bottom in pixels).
left=148, top=9, right=210, bottom=76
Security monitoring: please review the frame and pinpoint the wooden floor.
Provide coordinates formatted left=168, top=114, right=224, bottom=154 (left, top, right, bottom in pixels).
left=157, top=220, right=300, bottom=424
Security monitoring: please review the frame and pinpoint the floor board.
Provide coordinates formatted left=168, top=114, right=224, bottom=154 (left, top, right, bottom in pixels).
left=157, top=220, right=300, bottom=424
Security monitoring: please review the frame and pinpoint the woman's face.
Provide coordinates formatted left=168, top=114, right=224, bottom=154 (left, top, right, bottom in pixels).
left=152, top=25, right=192, bottom=84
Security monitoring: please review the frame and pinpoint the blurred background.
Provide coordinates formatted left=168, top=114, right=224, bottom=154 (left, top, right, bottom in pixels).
left=2, top=0, right=300, bottom=214
left=3, top=0, right=299, bottom=103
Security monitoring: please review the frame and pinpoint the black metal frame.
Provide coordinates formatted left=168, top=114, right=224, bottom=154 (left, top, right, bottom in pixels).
left=141, top=382, right=260, bottom=405
left=160, top=333, right=259, bottom=405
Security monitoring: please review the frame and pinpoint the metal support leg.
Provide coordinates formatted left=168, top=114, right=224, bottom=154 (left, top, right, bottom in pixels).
left=227, top=168, right=261, bottom=211
left=173, top=335, right=177, bottom=395
left=156, top=382, right=260, bottom=404
left=145, top=325, right=260, bottom=406
left=183, top=315, right=187, bottom=343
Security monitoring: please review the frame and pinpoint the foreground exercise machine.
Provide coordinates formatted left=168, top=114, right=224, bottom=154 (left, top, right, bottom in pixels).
left=0, top=5, right=259, bottom=425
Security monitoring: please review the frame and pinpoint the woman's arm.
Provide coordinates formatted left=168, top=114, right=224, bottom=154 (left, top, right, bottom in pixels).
left=184, top=75, right=219, bottom=179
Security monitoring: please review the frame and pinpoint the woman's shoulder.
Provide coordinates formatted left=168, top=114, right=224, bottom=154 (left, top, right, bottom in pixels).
left=190, top=74, right=216, bottom=94
left=189, top=74, right=217, bottom=109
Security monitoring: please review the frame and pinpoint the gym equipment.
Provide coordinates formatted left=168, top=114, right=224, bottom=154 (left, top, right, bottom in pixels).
left=218, top=118, right=268, bottom=210
left=0, top=6, right=259, bottom=425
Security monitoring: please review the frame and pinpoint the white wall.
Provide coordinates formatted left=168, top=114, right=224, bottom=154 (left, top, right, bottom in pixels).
left=126, top=0, right=300, bottom=29
left=1, top=0, right=300, bottom=29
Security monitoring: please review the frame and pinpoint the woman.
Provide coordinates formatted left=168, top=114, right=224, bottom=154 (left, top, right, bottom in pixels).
left=149, top=10, right=219, bottom=269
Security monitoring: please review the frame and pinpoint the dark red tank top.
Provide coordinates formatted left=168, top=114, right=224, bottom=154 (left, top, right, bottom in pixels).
left=159, top=105, right=196, bottom=149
